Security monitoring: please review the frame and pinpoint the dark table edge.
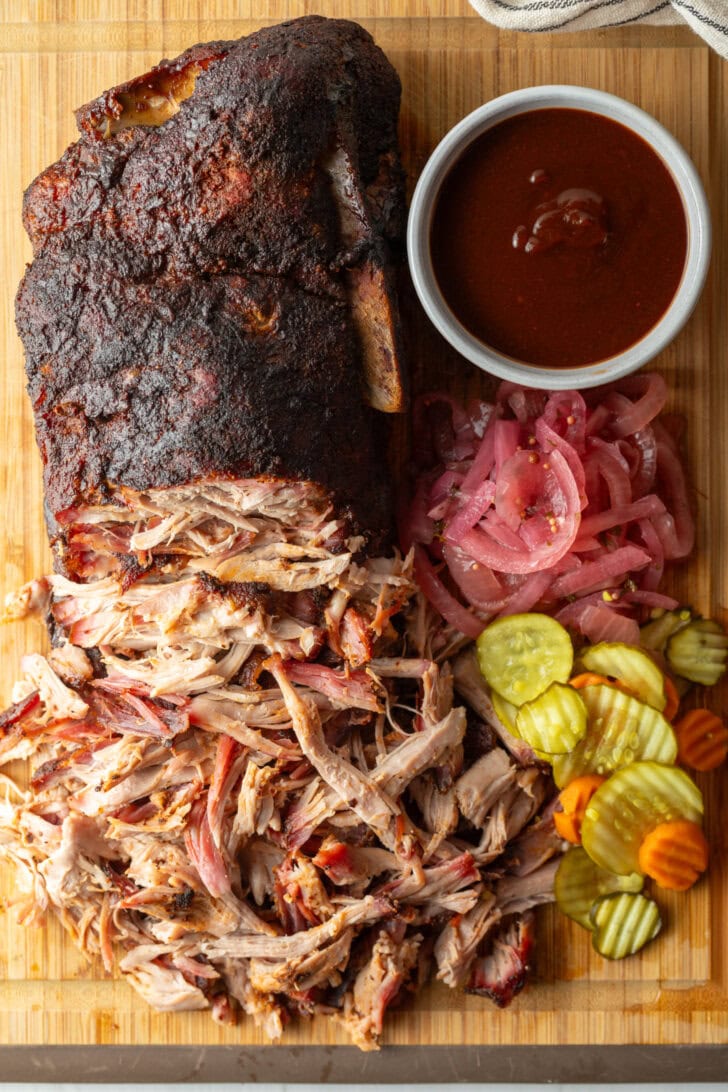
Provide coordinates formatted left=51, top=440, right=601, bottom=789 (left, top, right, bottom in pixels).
left=1, top=1044, right=727, bottom=1082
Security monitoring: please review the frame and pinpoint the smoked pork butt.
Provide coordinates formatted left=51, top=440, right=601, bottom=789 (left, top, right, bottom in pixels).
left=16, top=15, right=406, bottom=580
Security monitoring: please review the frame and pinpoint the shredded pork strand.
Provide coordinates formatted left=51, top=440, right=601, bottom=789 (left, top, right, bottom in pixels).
left=0, top=476, right=560, bottom=1049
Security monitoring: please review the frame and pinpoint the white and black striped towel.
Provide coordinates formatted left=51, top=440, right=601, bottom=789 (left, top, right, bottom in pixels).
left=468, top=0, right=728, bottom=59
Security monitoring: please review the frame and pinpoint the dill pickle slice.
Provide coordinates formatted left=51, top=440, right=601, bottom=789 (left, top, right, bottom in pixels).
left=555, top=847, right=643, bottom=930
left=491, top=690, right=551, bottom=757
left=491, top=691, right=521, bottom=737
left=667, top=619, right=728, bottom=687
left=639, top=608, right=693, bottom=652
left=590, top=892, right=662, bottom=960
left=476, top=613, right=573, bottom=707
left=493, top=691, right=552, bottom=761
left=551, top=685, right=677, bottom=789
left=580, top=642, right=666, bottom=711
left=581, top=761, right=703, bottom=875
left=516, top=682, right=587, bottom=755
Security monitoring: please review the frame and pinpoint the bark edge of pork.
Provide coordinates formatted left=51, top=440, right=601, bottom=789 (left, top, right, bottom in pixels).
left=15, top=14, right=407, bottom=571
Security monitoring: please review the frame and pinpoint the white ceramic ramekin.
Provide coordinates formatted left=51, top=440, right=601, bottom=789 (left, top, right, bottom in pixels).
left=407, top=86, right=711, bottom=390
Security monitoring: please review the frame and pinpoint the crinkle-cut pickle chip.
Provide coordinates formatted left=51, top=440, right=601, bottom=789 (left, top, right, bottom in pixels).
left=580, top=641, right=666, bottom=711
left=492, top=691, right=551, bottom=761
left=476, top=613, right=573, bottom=707
left=551, top=684, right=677, bottom=789
left=639, top=607, right=693, bottom=652
left=516, top=682, right=587, bottom=755
left=667, top=619, right=728, bottom=687
left=590, top=891, right=662, bottom=960
left=555, top=847, right=643, bottom=930
left=581, top=761, right=703, bottom=876
left=491, top=691, right=521, bottom=737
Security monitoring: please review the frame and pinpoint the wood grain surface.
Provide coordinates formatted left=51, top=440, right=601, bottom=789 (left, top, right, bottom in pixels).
left=0, top=0, right=726, bottom=1049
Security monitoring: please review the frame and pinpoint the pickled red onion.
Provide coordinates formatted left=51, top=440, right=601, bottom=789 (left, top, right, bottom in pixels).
left=413, top=545, right=483, bottom=640
left=575, top=494, right=666, bottom=540
left=602, top=372, right=668, bottom=438
left=405, top=374, right=693, bottom=639
left=578, top=604, right=641, bottom=646
left=548, top=545, right=651, bottom=598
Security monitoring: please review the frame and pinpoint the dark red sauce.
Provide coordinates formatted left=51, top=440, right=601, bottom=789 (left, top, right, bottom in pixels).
left=430, top=108, right=688, bottom=368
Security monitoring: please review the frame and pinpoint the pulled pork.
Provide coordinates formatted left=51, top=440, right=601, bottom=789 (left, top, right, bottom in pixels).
left=0, top=480, right=563, bottom=1049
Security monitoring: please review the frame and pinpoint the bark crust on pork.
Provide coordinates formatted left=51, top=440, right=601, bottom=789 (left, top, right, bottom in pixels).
left=16, top=16, right=405, bottom=555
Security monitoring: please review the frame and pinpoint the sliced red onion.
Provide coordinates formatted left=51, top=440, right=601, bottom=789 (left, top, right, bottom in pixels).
left=584, top=402, right=611, bottom=436
left=494, top=449, right=549, bottom=531
left=584, top=444, right=632, bottom=507
left=480, top=510, right=526, bottom=550
left=636, top=517, right=665, bottom=591
left=444, top=480, right=496, bottom=541
left=427, top=469, right=466, bottom=521
left=652, top=422, right=695, bottom=560
left=586, top=435, right=632, bottom=474
left=623, top=589, right=680, bottom=610
left=496, top=382, right=546, bottom=423
left=460, top=451, right=579, bottom=575
left=498, top=570, right=554, bottom=616
left=461, top=416, right=497, bottom=494
left=541, top=390, right=587, bottom=454
left=620, top=427, right=658, bottom=498
left=493, top=420, right=522, bottom=476
left=550, top=545, right=651, bottom=599
left=576, top=494, right=666, bottom=540
left=405, top=374, right=690, bottom=640
left=571, top=535, right=601, bottom=553
left=554, top=592, right=617, bottom=627
left=443, top=542, right=504, bottom=613
left=535, top=418, right=587, bottom=508
left=604, top=372, right=668, bottom=438
left=413, top=545, right=484, bottom=640
left=579, top=604, right=641, bottom=645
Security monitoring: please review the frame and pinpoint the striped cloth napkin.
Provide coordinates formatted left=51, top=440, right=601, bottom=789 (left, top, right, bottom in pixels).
left=467, top=0, right=728, bottom=59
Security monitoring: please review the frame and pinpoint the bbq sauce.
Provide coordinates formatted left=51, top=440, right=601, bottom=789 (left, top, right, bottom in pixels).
left=430, top=108, right=688, bottom=368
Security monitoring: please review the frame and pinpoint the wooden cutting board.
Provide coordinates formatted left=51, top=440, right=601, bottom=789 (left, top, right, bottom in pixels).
left=0, top=0, right=726, bottom=1050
